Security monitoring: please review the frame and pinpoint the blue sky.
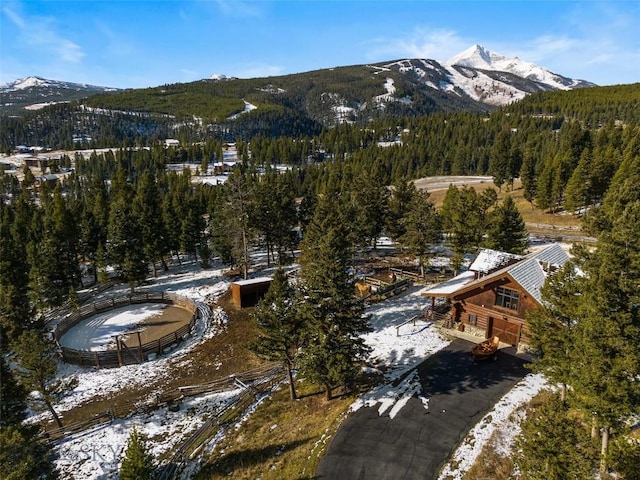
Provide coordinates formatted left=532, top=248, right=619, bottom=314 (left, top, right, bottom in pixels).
left=1, top=0, right=639, bottom=88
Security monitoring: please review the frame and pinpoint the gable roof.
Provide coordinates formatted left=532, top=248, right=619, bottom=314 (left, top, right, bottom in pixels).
left=421, top=243, right=570, bottom=304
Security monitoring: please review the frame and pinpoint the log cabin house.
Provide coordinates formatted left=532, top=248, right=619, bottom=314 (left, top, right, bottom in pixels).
left=421, top=243, right=569, bottom=349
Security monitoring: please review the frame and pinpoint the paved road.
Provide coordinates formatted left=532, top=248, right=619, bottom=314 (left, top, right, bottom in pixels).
left=316, top=338, right=528, bottom=480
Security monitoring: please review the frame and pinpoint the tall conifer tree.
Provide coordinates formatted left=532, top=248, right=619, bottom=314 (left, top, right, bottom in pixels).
left=107, top=169, right=147, bottom=292
left=297, top=190, right=371, bottom=400
left=399, top=189, right=441, bottom=277
left=248, top=268, right=301, bottom=400
left=485, top=195, right=528, bottom=254
left=12, top=329, right=75, bottom=428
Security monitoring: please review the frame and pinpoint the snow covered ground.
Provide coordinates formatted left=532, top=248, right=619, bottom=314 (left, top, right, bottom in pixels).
left=59, top=303, right=168, bottom=351
left=37, top=252, right=546, bottom=479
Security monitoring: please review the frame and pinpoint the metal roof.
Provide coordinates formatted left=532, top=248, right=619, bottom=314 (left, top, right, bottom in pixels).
left=421, top=243, right=570, bottom=303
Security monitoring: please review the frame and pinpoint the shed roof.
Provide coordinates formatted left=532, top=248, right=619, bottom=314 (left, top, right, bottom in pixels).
left=233, top=276, right=273, bottom=287
left=419, top=270, right=475, bottom=297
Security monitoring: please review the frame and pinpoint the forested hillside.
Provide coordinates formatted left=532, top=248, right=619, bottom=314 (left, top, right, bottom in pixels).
left=2, top=70, right=640, bottom=480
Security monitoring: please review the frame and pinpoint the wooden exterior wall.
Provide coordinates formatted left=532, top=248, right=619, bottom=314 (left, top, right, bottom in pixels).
left=231, top=280, right=272, bottom=308
left=451, top=276, right=539, bottom=346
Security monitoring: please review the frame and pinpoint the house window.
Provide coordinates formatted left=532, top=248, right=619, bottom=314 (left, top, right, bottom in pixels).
left=468, top=313, right=477, bottom=325
left=496, top=287, right=519, bottom=310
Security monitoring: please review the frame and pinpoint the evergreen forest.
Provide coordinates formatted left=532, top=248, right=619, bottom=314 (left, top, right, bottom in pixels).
left=1, top=79, right=640, bottom=479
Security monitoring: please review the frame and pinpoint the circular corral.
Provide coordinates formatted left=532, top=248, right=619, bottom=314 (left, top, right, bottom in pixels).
left=53, top=292, right=198, bottom=368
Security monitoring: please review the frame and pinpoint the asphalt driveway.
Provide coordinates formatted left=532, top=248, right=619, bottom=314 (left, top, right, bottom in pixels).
left=316, top=338, right=529, bottom=480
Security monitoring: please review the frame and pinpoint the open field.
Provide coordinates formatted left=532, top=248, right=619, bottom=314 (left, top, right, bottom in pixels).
left=416, top=176, right=584, bottom=236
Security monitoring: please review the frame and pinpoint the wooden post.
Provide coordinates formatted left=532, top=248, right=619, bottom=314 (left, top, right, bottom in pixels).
left=136, top=331, right=143, bottom=363
left=114, top=335, right=122, bottom=367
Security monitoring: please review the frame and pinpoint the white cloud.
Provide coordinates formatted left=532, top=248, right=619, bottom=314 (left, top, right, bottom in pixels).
left=366, top=28, right=471, bottom=63
left=233, top=62, right=284, bottom=79
left=56, top=39, right=85, bottom=63
left=508, top=29, right=639, bottom=85
left=2, top=5, right=25, bottom=28
left=94, top=21, right=137, bottom=59
left=4, top=5, right=85, bottom=64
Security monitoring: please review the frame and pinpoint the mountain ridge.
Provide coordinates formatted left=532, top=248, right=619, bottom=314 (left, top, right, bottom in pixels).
left=0, top=45, right=597, bottom=121
left=0, top=75, right=118, bottom=93
left=446, top=44, right=594, bottom=91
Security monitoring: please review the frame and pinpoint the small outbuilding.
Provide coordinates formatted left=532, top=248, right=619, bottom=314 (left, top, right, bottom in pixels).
left=231, top=277, right=273, bottom=308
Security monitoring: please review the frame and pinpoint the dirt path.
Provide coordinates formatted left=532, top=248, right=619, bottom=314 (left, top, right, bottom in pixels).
left=414, top=176, right=494, bottom=191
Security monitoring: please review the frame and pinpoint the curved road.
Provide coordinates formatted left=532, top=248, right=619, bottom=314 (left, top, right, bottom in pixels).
left=317, top=338, right=528, bottom=480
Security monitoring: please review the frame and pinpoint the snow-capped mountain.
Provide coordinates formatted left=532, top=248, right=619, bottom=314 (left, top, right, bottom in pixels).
left=208, top=74, right=237, bottom=82
left=0, top=76, right=117, bottom=93
left=1, top=46, right=596, bottom=124
left=0, top=76, right=119, bottom=115
left=374, top=44, right=595, bottom=108
left=446, top=44, right=595, bottom=91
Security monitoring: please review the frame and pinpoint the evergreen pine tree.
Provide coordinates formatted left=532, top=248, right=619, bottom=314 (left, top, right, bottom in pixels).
left=133, top=170, right=169, bottom=276
left=570, top=200, right=640, bottom=474
left=563, top=149, right=592, bottom=213
left=247, top=268, right=301, bottom=400
left=386, top=177, right=415, bottom=242
left=107, top=173, right=148, bottom=293
left=485, top=195, right=528, bottom=254
left=0, top=355, right=57, bottom=478
left=79, top=173, right=109, bottom=285
left=515, top=392, right=595, bottom=480
left=349, top=170, right=389, bottom=249
left=399, top=189, right=441, bottom=277
left=119, top=426, right=155, bottom=480
left=0, top=203, right=32, bottom=343
left=519, top=143, right=538, bottom=210
left=0, top=424, right=58, bottom=480
left=297, top=191, right=371, bottom=400
left=12, top=329, right=76, bottom=428
left=0, top=356, right=28, bottom=426
left=249, top=173, right=297, bottom=266
left=180, top=197, right=205, bottom=263
left=224, top=170, right=255, bottom=279
left=37, top=185, right=80, bottom=306
left=489, top=130, right=511, bottom=191
left=526, top=262, right=582, bottom=401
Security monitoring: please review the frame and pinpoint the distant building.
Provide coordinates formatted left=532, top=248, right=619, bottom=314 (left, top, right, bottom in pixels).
left=34, top=174, right=59, bottom=189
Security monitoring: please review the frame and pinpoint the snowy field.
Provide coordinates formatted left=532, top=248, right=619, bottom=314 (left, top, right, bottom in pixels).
left=35, top=249, right=546, bottom=479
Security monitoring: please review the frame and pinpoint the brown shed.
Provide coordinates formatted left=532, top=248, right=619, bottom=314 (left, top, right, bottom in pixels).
left=231, top=277, right=273, bottom=308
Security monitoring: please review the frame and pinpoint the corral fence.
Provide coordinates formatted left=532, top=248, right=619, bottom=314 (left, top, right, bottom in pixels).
left=359, top=274, right=410, bottom=303
left=42, top=364, right=283, bottom=444
left=157, top=364, right=284, bottom=480
left=389, top=267, right=422, bottom=282
left=53, top=292, right=200, bottom=369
